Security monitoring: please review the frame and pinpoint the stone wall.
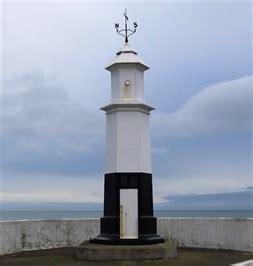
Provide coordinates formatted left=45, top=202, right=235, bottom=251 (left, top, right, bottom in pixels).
left=0, top=218, right=252, bottom=255
left=157, top=218, right=253, bottom=252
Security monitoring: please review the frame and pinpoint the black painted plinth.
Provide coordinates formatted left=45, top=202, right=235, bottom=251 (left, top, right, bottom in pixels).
left=90, top=235, right=164, bottom=245
left=91, top=172, right=164, bottom=245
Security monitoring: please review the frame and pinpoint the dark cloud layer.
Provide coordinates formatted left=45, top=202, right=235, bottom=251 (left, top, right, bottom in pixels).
left=160, top=190, right=253, bottom=210
left=2, top=72, right=105, bottom=176
left=2, top=189, right=252, bottom=211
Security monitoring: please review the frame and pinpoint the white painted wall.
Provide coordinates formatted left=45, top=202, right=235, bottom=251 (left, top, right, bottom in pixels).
left=0, top=218, right=252, bottom=255
left=110, top=65, right=144, bottom=101
left=103, top=44, right=152, bottom=174
left=105, top=109, right=152, bottom=173
left=0, top=219, right=99, bottom=255
left=158, top=218, right=253, bottom=252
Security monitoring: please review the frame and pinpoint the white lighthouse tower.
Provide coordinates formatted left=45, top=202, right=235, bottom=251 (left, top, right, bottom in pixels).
left=91, top=11, right=164, bottom=244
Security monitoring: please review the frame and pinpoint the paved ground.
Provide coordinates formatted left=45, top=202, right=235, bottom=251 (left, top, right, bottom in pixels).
left=0, top=247, right=252, bottom=266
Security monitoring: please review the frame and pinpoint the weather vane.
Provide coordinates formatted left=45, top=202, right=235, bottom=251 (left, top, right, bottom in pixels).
left=115, top=9, right=138, bottom=43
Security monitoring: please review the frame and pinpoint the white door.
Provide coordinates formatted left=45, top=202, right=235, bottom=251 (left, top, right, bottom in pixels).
left=120, top=189, right=138, bottom=239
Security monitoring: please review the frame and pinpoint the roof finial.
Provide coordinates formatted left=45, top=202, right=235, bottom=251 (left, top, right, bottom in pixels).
left=115, top=9, right=138, bottom=44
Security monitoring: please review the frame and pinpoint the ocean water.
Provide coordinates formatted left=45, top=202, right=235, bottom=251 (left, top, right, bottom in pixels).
left=0, top=210, right=252, bottom=221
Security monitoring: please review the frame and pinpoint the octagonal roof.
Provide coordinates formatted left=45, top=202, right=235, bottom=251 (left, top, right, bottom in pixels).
left=105, top=43, right=149, bottom=71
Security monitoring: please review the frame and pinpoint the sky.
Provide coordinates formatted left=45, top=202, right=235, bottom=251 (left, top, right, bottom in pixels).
left=1, top=1, right=253, bottom=210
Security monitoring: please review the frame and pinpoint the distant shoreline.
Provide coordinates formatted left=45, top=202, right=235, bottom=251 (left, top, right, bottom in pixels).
left=1, top=210, right=252, bottom=221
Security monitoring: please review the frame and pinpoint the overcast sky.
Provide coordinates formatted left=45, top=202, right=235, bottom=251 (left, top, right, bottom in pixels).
left=1, top=1, right=253, bottom=210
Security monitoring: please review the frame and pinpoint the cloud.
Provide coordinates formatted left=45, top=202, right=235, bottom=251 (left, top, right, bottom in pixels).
left=1, top=201, right=103, bottom=212
left=153, top=167, right=252, bottom=203
left=1, top=173, right=103, bottom=203
left=2, top=71, right=104, bottom=140
left=2, top=189, right=252, bottom=212
left=158, top=189, right=253, bottom=210
left=150, top=76, right=252, bottom=201
left=152, top=76, right=253, bottom=138
left=1, top=71, right=105, bottom=176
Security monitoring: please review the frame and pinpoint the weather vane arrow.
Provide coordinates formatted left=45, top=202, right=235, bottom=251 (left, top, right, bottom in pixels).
left=115, top=9, right=138, bottom=43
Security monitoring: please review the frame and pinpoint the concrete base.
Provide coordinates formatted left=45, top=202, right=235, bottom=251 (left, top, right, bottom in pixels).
left=76, top=241, right=177, bottom=261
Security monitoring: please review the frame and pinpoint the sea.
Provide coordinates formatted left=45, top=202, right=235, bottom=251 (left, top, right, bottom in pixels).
left=0, top=210, right=252, bottom=221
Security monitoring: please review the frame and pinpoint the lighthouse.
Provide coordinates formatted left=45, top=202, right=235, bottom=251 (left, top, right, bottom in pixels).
left=91, top=11, right=164, bottom=245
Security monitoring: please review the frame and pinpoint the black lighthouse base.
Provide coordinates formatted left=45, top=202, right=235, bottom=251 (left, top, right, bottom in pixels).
left=90, top=235, right=164, bottom=245
left=90, top=172, right=164, bottom=245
